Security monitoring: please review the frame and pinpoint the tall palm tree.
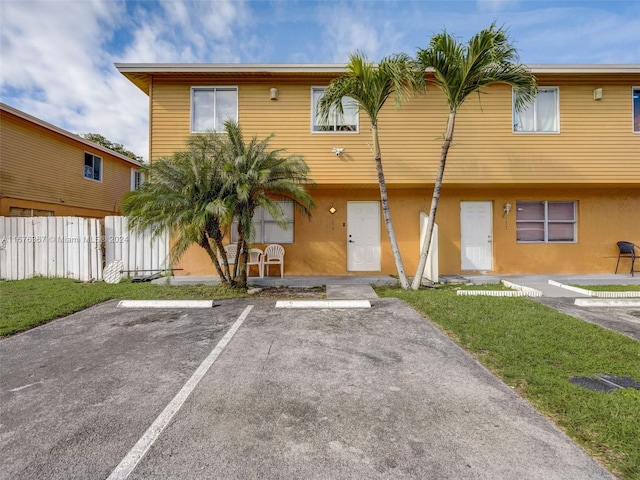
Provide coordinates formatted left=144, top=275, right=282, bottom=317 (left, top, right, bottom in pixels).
left=122, top=133, right=232, bottom=283
left=220, top=121, right=316, bottom=289
left=317, top=52, right=425, bottom=289
left=411, top=24, right=537, bottom=289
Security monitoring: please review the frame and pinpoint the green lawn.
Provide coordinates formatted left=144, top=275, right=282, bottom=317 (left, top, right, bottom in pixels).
left=377, top=285, right=640, bottom=480
left=0, top=277, right=244, bottom=337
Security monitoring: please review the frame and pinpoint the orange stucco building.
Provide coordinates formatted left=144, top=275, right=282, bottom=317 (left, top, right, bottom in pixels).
left=0, top=103, right=142, bottom=218
left=117, top=63, right=640, bottom=276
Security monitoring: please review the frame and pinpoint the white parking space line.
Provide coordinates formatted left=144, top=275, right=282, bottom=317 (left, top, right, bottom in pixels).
left=106, top=305, right=254, bottom=480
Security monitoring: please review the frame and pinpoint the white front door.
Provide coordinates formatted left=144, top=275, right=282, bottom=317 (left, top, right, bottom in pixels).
left=460, top=201, right=493, bottom=270
left=347, top=201, right=381, bottom=271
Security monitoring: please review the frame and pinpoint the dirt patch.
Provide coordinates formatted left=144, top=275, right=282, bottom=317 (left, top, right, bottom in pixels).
left=252, top=286, right=326, bottom=299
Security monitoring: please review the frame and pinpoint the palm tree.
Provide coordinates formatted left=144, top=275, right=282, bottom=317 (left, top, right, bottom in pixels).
left=317, top=52, right=425, bottom=289
left=220, top=121, right=316, bottom=289
left=411, top=24, right=537, bottom=289
left=121, top=133, right=233, bottom=284
left=122, top=123, right=315, bottom=289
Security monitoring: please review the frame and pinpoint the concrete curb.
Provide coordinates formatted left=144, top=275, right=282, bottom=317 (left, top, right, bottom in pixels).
left=117, top=300, right=216, bottom=308
left=550, top=280, right=640, bottom=298
left=275, top=300, right=371, bottom=309
left=575, top=298, right=640, bottom=307
left=456, top=280, right=542, bottom=297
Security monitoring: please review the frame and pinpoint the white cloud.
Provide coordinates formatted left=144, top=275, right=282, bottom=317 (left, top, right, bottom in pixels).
left=0, top=0, right=249, bottom=161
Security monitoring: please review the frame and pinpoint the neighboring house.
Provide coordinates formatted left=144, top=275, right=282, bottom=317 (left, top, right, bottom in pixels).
left=0, top=103, right=142, bottom=218
left=116, top=63, right=640, bottom=276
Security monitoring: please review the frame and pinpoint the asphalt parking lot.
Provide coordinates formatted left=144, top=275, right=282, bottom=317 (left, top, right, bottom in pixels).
left=1, top=298, right=614, bottom=480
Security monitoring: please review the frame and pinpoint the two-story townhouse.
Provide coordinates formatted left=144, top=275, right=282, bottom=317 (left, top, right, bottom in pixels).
left=116, top=63, right=639, bottom=277
left=0, top=103, right=142, bottom=218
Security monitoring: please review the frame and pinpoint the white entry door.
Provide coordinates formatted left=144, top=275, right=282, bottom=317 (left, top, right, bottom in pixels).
left=460, top=201, right=493, bottom=270
left=347, top=201, right=381, bottom=271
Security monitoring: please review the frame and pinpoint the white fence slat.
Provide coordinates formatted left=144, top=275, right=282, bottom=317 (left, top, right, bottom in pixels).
left=90, top=219, right=102, bottom=281
left=104, top=216, right=169, bottom=278
left=1, top=216, right=167, bottom=281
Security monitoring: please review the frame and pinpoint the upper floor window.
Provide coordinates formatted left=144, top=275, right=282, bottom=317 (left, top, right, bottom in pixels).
left=231, top=201, right=294, bottom=244
left=84, top=152, right=102, bottom=181
left=513, top=87, right=559, bottom=133
left=311, top=87, right=358, bottom=133
left=516, top=201, right=576, bottom=243
left=633, top=87, right=640, bottom=133
left=191, top=86, right=238, bottom=133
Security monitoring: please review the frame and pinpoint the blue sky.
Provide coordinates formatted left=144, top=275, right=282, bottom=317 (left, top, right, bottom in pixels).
left=1, top=0, right=639, bottom=160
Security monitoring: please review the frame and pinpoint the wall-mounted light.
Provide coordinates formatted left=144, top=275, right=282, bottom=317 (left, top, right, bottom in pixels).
left=329, top=206, right=336, bottom=214
left=593, top=88, right=603, bottom=101
left=331, top=147, right=344, bottom=157
left=270, top=88, right=279, bottom=100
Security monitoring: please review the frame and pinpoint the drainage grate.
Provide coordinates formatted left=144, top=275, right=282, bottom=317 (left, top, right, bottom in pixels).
left=569, top=375, right=640, bottom=392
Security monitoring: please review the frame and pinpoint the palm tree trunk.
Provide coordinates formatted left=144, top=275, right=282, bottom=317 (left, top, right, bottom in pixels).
left=372, top=124, right=410, bottom=290
left=411, top=110, right=456, bottom=290
left=200, top=235, right=230, bottom=287
left=207, top=218, right=232, bottom=283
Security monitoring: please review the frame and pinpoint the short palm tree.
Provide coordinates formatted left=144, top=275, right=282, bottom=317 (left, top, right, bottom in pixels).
left=122, top=133, right=232, bottom=283
left=317, top=52, right=425, bottom=289
left=122, top=123, right=315, bottom=289
left=411, top=24, right=537, bottom=289
left=220, top=121, right=316, bottom=288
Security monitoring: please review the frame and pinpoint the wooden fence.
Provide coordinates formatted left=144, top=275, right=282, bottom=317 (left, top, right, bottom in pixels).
left=0, top=216, right=168, bottom=282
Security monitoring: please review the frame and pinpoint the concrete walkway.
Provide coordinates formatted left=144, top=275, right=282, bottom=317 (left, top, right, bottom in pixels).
left=153, top=274, right=398, bottom=288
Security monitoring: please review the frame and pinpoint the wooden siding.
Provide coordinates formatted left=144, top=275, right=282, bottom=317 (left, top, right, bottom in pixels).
left=0, top=110, right=134, bottom=215
left=149, top=72, right=639, bottom=186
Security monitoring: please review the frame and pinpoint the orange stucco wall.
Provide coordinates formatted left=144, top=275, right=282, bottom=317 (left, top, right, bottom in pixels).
left=173, top=185, right=640, bottom=276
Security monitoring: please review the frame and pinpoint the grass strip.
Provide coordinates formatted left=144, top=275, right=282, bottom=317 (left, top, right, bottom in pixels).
left=377, top=285, right=640, bottom=480
left=0, top=277, right=244, bottom=337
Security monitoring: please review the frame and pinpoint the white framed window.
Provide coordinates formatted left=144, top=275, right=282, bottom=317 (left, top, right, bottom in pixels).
left=131, top=169, right=144, bottom=190
left=311, top=87, right=358, bottom=133
left=231, top=201, right=294, bottom=244
left=513, top=87, right=559, bottom=133
left=516, top=201, right=576, bottom=243
left=84, top=152, right=102, bottom=181
left=191, top=86, right=238, bottom=133
left=633, top=87, right=640, bottom=133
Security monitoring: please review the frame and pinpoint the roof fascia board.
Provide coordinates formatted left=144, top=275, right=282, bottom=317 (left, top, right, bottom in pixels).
left=115, top=62, right=639, bottom=75
left=115, top=63, right=347, bottom=74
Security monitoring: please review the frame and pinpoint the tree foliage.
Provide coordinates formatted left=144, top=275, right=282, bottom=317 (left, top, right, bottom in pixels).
left=122, top=122, right=315, bottom=289
left=80, top=133, right=143, bottom=162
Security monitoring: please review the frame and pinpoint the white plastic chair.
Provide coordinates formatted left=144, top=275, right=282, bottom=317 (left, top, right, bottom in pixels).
left=247, top=248, right=264, bottom=278
left=263, top=244, right=285, bottom=278
left=218, top=244, right=238, bottom=270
